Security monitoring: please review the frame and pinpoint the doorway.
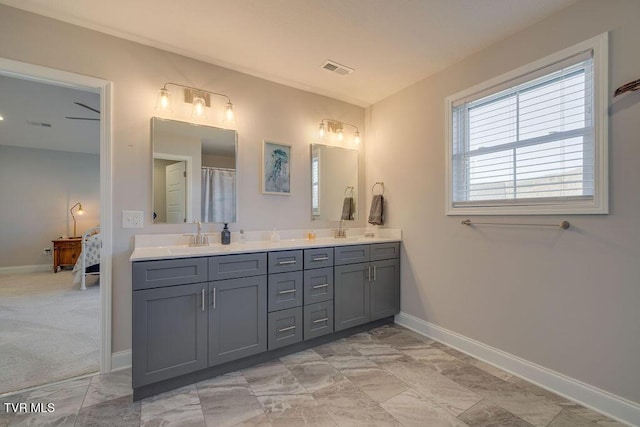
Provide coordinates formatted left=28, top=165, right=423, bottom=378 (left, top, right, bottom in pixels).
left=0, top=58, right=112, bottom=393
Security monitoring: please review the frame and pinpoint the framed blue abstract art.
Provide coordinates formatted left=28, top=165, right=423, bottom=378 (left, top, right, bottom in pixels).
left=262, top=140, right=291, bottom=195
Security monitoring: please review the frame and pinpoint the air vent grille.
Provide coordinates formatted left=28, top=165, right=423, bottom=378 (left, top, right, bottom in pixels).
left=27, top=121, right=52, bottom=128
left=321, top=60, right=354, bottom=76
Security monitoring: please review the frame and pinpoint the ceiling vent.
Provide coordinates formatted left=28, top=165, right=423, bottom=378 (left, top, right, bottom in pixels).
left=27, top=120, right=52, bottom=128
left=321, top=60, right=354, bottom=76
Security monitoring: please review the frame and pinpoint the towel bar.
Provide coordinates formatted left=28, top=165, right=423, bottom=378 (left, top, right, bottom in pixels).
left=461, top=219, right=570, bottom=229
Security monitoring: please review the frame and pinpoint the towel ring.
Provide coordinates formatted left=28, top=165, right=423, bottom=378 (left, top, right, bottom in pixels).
left=344, top=186, right=354, bottom=197
left=372, top=181, right=384, bottom=196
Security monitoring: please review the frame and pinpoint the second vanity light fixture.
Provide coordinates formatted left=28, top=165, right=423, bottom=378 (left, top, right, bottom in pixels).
left=156, top=82, right=234, bottom=121
left=318, top=118, right=361, bottom=144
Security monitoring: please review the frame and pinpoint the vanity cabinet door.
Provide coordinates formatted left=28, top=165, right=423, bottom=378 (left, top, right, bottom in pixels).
left=132, top=283, right=208, bottom=387
left=370, top=258, right=400, bottom=321
left=208, top=276, right=267, bottom=366
left=334, top=262, right=370, bottom=331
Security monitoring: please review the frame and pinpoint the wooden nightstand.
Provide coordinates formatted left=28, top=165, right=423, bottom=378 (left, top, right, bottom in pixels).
left=52, top=238, right=82, bottom=273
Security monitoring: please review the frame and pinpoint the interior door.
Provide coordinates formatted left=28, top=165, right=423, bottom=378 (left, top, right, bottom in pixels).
left=166, top=161, right=186, bottom=223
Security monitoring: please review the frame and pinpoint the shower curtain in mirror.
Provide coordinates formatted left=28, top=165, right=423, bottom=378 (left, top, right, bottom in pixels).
left=202, top=167, right=236, bottom=222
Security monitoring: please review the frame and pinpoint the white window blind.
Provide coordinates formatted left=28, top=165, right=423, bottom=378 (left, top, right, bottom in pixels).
left=446, top=33, right=608, bottom=215
left=452, top=51, right=594, bottom=207
left=311, top=150, right=320, bottom=215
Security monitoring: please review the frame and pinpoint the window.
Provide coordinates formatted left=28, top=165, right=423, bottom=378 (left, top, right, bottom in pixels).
left=446, top=33, right=608, bottom=215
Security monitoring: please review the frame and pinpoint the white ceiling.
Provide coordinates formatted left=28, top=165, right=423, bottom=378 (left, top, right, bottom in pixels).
left=0, top=0, right=578, bottom=107
left=0, top=75, right=100, bottom=154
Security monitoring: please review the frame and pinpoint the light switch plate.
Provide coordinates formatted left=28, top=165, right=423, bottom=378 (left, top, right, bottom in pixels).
left=122, top=210, right=144, bottom=228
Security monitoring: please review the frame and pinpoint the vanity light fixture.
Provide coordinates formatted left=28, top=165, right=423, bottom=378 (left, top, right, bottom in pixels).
left=70, top=202, right=84, bottom=238
left=156, top=82, right=234, bottom=122
left=317, top=118, right=361, bottom=144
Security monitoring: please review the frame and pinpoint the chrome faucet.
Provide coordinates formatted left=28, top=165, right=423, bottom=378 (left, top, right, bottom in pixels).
left=186, top=221, right=208, bottom=246
left=334, top=220, right=348, bottom=238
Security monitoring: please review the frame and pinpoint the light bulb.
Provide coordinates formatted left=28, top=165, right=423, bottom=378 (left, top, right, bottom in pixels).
left=318, top=122, right=325, bottom=138
left=337, top=128, right=344, bottom=141
left=77, top=204, right=85, bottom=215
left=191, top=96, right=207, bottom=119
left=354, top=130, right=361, bottom=145
left=156, top=88, right=172, bottom=113
left=224, top=102, right=234, bottom=121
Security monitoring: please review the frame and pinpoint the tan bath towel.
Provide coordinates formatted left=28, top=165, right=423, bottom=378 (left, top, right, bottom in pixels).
left=368, top=194, right=384, bottom=225
left=341, top=197, right=355, bottom=220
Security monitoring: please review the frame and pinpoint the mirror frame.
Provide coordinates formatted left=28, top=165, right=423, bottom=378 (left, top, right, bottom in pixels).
left=310, top=143, right=359, bottom=222
left=151, top=117, right=238, bottom=224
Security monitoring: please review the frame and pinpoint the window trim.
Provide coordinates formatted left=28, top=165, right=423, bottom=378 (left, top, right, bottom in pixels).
left=444, top=32, right=608, bottom=215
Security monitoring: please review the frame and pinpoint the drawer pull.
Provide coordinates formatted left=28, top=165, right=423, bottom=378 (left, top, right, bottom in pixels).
left=277, top=260, right=297, bottom=265
left=313, top=318, right=329, bottom=324
left=202, top=289, right=205, bottom=312
left=278, top=289, right=297, bottom=294
left=278, top=325, right=296, bottom=332
left=313, top=283, right=329, bottom=289
left=313, top=256, right=329, bottom=262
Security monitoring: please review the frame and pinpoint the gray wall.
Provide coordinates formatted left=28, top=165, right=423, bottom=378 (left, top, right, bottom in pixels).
left=0, top=5, right=365, bottom=353
left=0, top=145, right=100, bottom=268
left=367, top=0, right=640, bottom=404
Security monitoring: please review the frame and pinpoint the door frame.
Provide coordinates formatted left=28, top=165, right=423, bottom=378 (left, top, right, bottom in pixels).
left=0, top=57, right=113, bottom=373
left=154, top=152, right=192, bottom=223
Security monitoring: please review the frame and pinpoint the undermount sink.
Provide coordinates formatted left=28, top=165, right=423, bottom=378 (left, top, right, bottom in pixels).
left=333, top=236, right=364, bottom=242
left=167, top=245, right=217, bottom=256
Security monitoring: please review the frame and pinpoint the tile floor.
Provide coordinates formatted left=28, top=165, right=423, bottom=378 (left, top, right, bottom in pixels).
left=0, top=324, right=625, bottom=427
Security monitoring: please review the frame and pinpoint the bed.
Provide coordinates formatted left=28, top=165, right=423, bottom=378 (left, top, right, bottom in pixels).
left=72, top=226, right=101, bottom=290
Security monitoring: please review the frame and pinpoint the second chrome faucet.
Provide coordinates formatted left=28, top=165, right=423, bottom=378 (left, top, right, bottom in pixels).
left=186, top=221, right=208, bottom=246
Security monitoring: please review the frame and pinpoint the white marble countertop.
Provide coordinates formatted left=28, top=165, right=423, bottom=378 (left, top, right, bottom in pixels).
left=130, top=228, right=401, bottom=262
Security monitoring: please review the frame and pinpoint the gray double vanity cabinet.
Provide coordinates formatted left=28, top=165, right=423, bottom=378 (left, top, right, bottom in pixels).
left=131, top=241, right=400, bottom=399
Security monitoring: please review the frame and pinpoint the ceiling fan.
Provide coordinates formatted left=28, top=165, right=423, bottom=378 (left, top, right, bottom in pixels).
left=65, top=102, right=100, bottom=121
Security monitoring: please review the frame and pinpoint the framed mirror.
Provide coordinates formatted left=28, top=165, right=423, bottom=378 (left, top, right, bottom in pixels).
left=152, top=117, right=237, bottom=223
left=311, top=144, right=359, bottom=221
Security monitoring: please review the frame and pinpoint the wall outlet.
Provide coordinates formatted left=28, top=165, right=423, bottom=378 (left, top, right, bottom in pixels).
left=122, top=210, right=144, bottom=229
left=43, top=248, right=52, bottom=256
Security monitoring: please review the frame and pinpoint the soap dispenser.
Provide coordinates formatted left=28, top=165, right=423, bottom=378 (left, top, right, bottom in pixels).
left=221, top=223, right=231, bottom=245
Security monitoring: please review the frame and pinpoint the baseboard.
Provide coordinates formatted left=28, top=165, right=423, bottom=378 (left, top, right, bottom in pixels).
left=395, top=312, right=639, bottom=427
left=111, top=350, right=131, bottom=372
left=0, top=264, right=51, bottom=275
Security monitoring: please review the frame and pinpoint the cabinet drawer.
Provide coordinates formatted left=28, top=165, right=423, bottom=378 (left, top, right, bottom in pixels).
left=334, top=245, right=370, bottom=265
left=370, top=242, right=400, bottom=261
left=268, top=307, right=302, bottom=350
left=304, top=301, right=334, bottom=340
left=268, top=250, right=303, bottom=273
left=303, top=247, right=334, bottom=270
left=209, top=253, right=267, bottom=281
left=268, top=271, right=303, bottom=312
left=303, top=267, right=334, bottom=305
left=133, top=257, right=208, bottom=290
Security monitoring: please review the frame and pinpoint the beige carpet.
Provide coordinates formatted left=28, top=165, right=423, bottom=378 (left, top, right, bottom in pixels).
left=0, top=270, right=100, bottom=394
